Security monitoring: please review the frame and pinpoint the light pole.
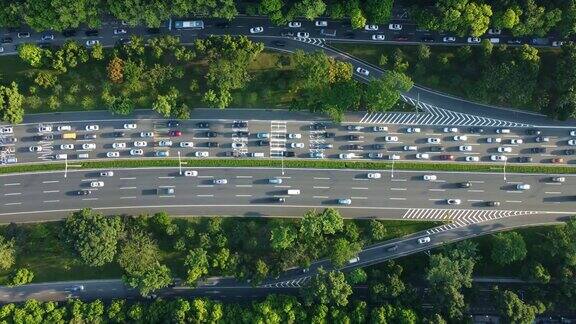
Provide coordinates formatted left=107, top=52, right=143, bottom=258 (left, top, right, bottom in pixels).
left=64, top=155, right=68, bottom=178
left=503, top=156, right=507, bottom=181
left=177, top=151, right=182, bottom=175
left=391, top=157, right=395, bottom=178
left=281, top=153, right=285, bottom=176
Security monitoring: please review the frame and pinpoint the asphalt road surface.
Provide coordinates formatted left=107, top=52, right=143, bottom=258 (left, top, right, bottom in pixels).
left=2, top=112, right=575, bottom=166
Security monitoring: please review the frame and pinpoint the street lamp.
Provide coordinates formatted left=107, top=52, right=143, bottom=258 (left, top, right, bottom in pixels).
left=503, top=156, right=507, bottom=181
left=391, top=157, right=395, bottom=178
left=177, top=151, right=182, bottom=175
left=64, top=154, right=68, bottom=178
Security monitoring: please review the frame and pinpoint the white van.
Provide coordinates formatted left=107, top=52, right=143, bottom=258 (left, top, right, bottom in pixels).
left=250, top=152, right=265, bottom=158
left=55, top=154, right=68, bottom=160
left=348, top=257, right=360, bottom=264
left=287, top=189, right=301, bottom=195
left=78, top=153, right=89, bottom=159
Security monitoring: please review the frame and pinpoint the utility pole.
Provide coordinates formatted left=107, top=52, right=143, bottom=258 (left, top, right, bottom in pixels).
left=178, top=151, right=182, bottom=175
left=64, top=155, right=68, bottom=178
left=503, top=156, right=507, bottom=181
left=391, top=157, right=395, bottom=178
left=281, top=153, right=285, bottom=175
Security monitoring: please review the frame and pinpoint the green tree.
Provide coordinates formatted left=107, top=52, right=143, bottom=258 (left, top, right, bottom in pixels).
left=109, top=97, right=135, bottom=115
left=270, top=224, right=297, bottom=251
left=302, top=269, right=352, bottom=307
left=369, top=261, right=406, bottom=302
left=0, top=235, right=15, bottom=271
left=91, top=43, right=104, bottom=60
left=9, top=268, right=34, bottom=286
left=184, top=248, right=209, bottom=285
left=259, top=0, right=285, bottom=25
left=511, top=0, right=561, bottom=37
left=365, top=71, right=413, bottom=112
left=350, top=8, right=367, bottom=29
left=496, top=290, right=544, bottom=324
left=18, top=43, right=45, bottom=67
left=493, top=7, right=521, bottom=29
left=521, top=261, right=551, bottom=284
left=0, top=82, right=25, bottom=124
left=369, top=220, right=388, bottom=241
left=152, top=89, right=179, bottom=117
left=365, top=0, right=393, bottom=24
left=63, top=208, right=124, bottom=267
left=347, top=268, right=367, bottom=285
left=329, top=238, right=361, bottom=267
left=491, top=232, right=527, bottom=265
left=290, top=0, right=326, bottom=21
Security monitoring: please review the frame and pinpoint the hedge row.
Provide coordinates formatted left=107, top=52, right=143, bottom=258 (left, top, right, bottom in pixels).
left=2, top=158, right=575, bottom=174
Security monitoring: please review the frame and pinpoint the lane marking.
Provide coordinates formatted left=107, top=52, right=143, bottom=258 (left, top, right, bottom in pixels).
left=351, top=187, right=368, bottom=190
left=236, top=176, right=253, bottom=179
left=43, top=200, right=60, bottom=203
left=4, top=202, right=21, bottom=206
left=159, top=195, right=175, bottom=198
left=390, top=188, right=407, bottom=191
left=82, top=198, right=98, bottom=201
left=468, top=189, right=484, bottom=193
left=389, top=197, right=406, bottom=200
left=428, top=198, right=443, bottom=201
left=506, top=200, right=522, bottom=203
left=313, top=177, right=330, bottom=180
left=313, top=186, right=330, bottom=189
left=81, top=179, right=97, bottom=182
left=197, top=176, right=214, bottom=179
left=158, top=176, right=174, bottom=179
left=274, top=185, right=291, bottom=188
left=467, top=199, right=483, bottom=202
left=236, top=194, right=252, bottom=197
left=4, top=193, right=21, bottom=196
left=42, top=190, right=59, bottom=193
left=197, top=185, right=213, bottom=188
left=351, top=197, right=368, bottom=200
left=313, top=196, right=328, bottom=199
left=3, top=183, right=20, bottom=186
left=391, top=179, right=407, bottom=182
left=429, top=189, right=445, bottom=192
left=120, top=177, right=136, bottom=180
left=158, top=185, right=175, bottom=188
left=120, top=187, right=137, bottom=190
left=235, top=185, right=253, bottom=188
left=197, top=194, right=214, bottom=197
left=42, top=180, right=59, bottom=184
left=120, top=196, right=137, bottom=199
left=545, top=192, right=561, bottom=194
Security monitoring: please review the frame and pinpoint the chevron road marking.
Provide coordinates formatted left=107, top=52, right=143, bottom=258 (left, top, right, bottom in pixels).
left=293, top=37, right=326, bottom=47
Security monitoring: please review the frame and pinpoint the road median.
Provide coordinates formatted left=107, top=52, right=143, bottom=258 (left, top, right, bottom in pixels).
left=1, top=158, right=575, bottom=175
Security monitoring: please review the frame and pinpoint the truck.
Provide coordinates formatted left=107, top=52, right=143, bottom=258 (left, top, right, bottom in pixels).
left=174, top=20, right=204, bottom=29
left=62, top=132, right=76, bottom=140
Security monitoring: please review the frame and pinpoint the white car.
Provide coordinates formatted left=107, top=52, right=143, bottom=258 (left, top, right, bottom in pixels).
left=367, top=172, right=381, bottom=179
left=113, top=28, right=127, bottom=35
left=388, top=23, right=402, bottom=30
left=339, top=153, right=355, bottom=159
left=180, top=142, right=194, bottom=148
left=373, top=126, right=388, bottom=132
left=90, top=181, right=104, bottom=188
left=250, top=27, right=264, bottom=34
left=568, top=139, right=576, bottom=146
left=184, top=170, right=198, bottom=177
left=552, top=41, right=564, bottom=47
left=498, top=146, right=512, bottom=153
left=159, top=140, right=172, bottom=147
left=372, top=34, right=385, bottom=41
left=510, top=138, right=523, bottom=144
left=423, top=174, right=437, bottom=181
left=0, top=126, right=13, bottom=134
left=100, top=171, right=114, bottom=177
left=195, top=151, right=209, bottom=157
left=490, top=155, right=507, bottom=161
left=427, top=137, right=441, bottom=144
left=389, top=154, right=400, bottom=160
left=406, top=127, right=421, bottom=133
left=443, top=127, right=458, bottom=133
left=140, top=132, right=154, bottom=138
left=107, top=151, right=120, bottom=158
left=385, top=136, right=398, bottom=142
left=416, top=153, right=430, bottom=159
left=447, top=198, right=461, bottom=205
left=214, top=179, right=228, bottom=185
left=453, top=135, right=467, bottom=141
left=232, top=142, right=246, bottom=149
left=365, top=25, right=379, bottom=31
left=459, top=145, right=472, bottom=152
left=403, top=145, right=417, bottom=151
left=86, top=40, right=99, bottom=46
left=418, top=236, right=431, bottom=244
left=315, top=21, right=328, bottom=27
left=487, top=137, right=502, bottom=143
left=338, top=198, right=352, bottom=205
left=123, top=123, right=137, bottom=129
left=288, top=22, right=301, bottom=28
left=443, top=36, right=456, bottom=42
left=356, top=67, right=369, bottom=76
left=496, top=128, right=511, bottom=134
left=570, top=130, right=576, bottom=136
left=29, top=146, right=43, bottom=152
left=130, top=149, right=143, bottom=156
left=269, top=178, right=282, bottom=184
left=60, top=144, right=74, bottom=150
left=86, top=125, right=99, bottom=131
left=57, top=125, right=72, bottom=131
left=82, top=143, right=96, bottom=150
left=465, top=156, right=480, bottom=162
left=39, top=125, right=53, bottom=132
left=296, top=32, right=309, bottom=38
left=347, top=125, right=364, bottom=131
left=113, top=142, right=126, bottom=149
left=517, top=183, right=531, bottom=190
left=134, top=141, right=147, bottom=147
left=290, top=142, right=305, bottom=148
left=552, top=176, right=565, bottom=183
left=288, top=133, right=302, bottom=139
left=467, top=37, right=481, bottom=43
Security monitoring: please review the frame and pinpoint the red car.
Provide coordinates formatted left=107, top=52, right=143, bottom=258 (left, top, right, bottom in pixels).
left=169, top=130, right=182, bottom=137
left=551, top=158, right=565, bottom=163
left=440, top=154, right=454, bottom=160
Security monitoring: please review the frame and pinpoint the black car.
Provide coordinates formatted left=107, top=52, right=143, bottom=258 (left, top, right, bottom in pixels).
left=323, top=132, right=336, bottom=138
left=85, top=29, right=99, bottom=37
left=1, top=37, right=13, bottom=44
left=386, top=245, right=398, bottom=252
left=275, top=197, right=286, bottom=203
left=530, top=147, right=546, bottom=153
left=33, top=134, right=53, bottom=141
left=517, top=156, right=533, bottom=163
left=205, top=142, right=219, bottom=148
left=225, top=151, right=242, bottom=157
left=347, top=135, right=360, bottom=141
left=272, top=40, right=287, bottom=47
left=283, top=151, right=295, bottom=157
left=76, top=190, right=91, bottom=196
left=233, top=121, right=248, bottom=128
left=113, top=132, right=125, bottom=138
left=564, top=149, right=575, bottom=155
left=372, top=144, right=384, bottom=150
left=197, top=122, right=210, bottom=128
left=167, top=120, right=180, bottom=128
left=468, top=127, right=484, bottom=134
left=525, top=129, right=541, bottom=135
left=347, top=144, right=363, bottom=150
left=205, top=131, right=218, bottom=138
left=258, top=140, right=270, bottom=146
left=311, top=122, right=327, bottom=130
left=458, top=181, right=471, bottom=188
left=507, top=39, right=522, bottom=45
left=116, top=38, right=131, bottom=45
left=429, top=146, right=445, bottom=152
left=62, top=29, right=77, bottom=37
left=234, top=131, right=250, bottom=137
left=421, top=36, right=435, bottom=42
left=84, top=134, right=97, bottom=139
left=146, top=28, right=160, bottom=34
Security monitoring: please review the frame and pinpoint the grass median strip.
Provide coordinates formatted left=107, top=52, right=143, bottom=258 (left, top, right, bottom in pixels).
left=1, top=158, right=575, bottom=174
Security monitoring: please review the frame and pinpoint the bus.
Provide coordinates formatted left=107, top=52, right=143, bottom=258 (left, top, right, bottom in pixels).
left=174, top=20, right=204, bottom=29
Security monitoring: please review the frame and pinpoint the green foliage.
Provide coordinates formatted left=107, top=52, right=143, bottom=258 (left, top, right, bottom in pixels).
left=63, top=208, right=125, bottom=267
left=329, top=237, right=361, bottom=267
left=108, top=97, right=135, bottom=115
left=347, top=268, right=367, bottom=285
left=365, top=71, right=414, bottom=112
left=270, top=224, right=297, bottom=251
left=369, top=261, right=406, bottom=302
left=0, top=235, right=15, bottom=271
left=90, top=43, right=105, bottom=60
left=302, top=269, right=353, bottom=307
left=496, top=290, right=544, bottom=324
left=184, top=248, right=209, bottom=286
left=18, top=43, right=45, bottom=67
left=491, top=232, right=527, bottom=265
left=350, top=8, right=367, bottom=29
left=521, top=261, right=551, bottom=284
left=365, top=0, right=393, bottom=24
left=290, top=0, right=326, bottom=21
left=0, top=82, right=25, bottom=124
left=413, top=0, right=492, bottom=36
left=9, top=268, right=34, bottom=286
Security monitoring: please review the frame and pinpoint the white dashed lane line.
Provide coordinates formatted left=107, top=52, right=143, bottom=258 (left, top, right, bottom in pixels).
left=120, top=196, right=137, bottom=199
left=4, top=192, right=21, bottom=196
left=235, top=194, right=252, bottom=197
left=43, top=200, right=60, bottom=203
left=42, top=180, right=59, bottom=184
left=5, top=202, right=21, bottom=206
left=313, top=186, right=330, bottom=189
left=120, top=187, right=137, bottom=190
left=197, top=194, right=214, bottom=197
left=3, top=183, right=20, bottom=186
left=389, top=197, right=406, bottom=200
left=390, top=188, right=407, bottom=191
left=42, top=190, right=59, bottom=193
left=120, top=177, right=136, bottom=180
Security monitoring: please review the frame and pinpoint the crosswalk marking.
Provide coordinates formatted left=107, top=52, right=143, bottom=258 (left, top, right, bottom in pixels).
left=358, top=95, right=532, bottom=127
left=270, top=121, right=287, bottom=158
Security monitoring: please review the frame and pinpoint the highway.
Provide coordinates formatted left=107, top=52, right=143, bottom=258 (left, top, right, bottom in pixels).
left=2, top=112, right=575, bottom=166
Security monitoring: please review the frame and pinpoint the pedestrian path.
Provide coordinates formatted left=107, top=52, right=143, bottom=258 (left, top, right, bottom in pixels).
left=358, top=95, right=532, bottom=127
left=402, top=208, right=538, bottom=235
left=270, top=121, right=287, bottom=158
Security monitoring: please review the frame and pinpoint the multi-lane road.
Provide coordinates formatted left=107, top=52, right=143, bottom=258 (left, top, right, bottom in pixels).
left=2, top=113, right=576, bottom=166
